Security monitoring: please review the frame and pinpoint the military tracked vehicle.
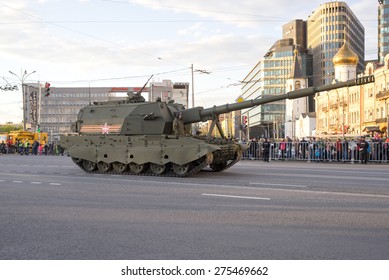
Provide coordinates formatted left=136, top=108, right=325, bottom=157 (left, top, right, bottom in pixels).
left=60, top=75, right=374, bottom=177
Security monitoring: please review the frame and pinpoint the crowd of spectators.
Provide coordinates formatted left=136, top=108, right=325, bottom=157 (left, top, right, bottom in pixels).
left=0, top=140, right=64, bottom=156
left=241, top=135, right=389, bottom=163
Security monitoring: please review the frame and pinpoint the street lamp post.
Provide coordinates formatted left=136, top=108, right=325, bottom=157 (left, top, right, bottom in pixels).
left=9, top=69, right=36, bottom=130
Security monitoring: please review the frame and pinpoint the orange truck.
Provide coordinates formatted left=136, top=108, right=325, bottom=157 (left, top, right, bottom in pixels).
left=6, top=131, right=48, bottom=153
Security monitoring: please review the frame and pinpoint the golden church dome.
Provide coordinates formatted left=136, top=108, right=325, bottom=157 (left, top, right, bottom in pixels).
left=333, top=43, right=359, bottom=66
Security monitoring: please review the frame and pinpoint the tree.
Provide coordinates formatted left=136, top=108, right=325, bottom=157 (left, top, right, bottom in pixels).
left=0, top=123, right=23, bottom=133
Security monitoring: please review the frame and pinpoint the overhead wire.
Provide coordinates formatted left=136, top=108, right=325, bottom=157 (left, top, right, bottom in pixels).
left=101, top=0, right=378, bottom=25
left=101, top=0, right=290, bottom=20
left=54, top=67, right=191, bottom=85
left=0, top=2, right=379, bottom=90
left=0, top=3, right=186, bottom=68
left=0, top=2, right=249, bottom=88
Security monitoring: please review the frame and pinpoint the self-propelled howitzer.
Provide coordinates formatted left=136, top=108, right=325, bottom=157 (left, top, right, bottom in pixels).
left=61, top=75, right=374, bottom=177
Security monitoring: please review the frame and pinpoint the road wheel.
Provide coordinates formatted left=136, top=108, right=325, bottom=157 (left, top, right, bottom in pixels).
left=82, top=160, right=97, bottom=172
left=172, top=163, right=191, bottom=176
left=72, top=157, right=81, bottom=164
left=112, top=162, right=128, bottom=173
left=150, top=163, right=167, bottom=175
left=129, top=162, right=147, bottom=174
left=71, top=157, right=83, bottom=169
left=196, top=153, right=213, bottom=166
left=97, top=161, right=112, bottom=172
left=210, top=161, right=227, bottom=172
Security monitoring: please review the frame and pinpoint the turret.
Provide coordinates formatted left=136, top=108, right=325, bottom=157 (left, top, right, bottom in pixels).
left=72, top=75, right=374, bottom=137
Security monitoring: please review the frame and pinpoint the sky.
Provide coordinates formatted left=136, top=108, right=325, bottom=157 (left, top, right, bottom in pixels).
left=0, top=0, right=378, bottom=124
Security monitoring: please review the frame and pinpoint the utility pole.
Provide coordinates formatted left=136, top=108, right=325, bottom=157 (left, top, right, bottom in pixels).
left=191, top=64, right=211, bottom=108
left=38, top=82, right=42, bottom=129
left=247, top=111, right=250, bottom=140
left=9, top=69, right=36, bottom=130
left=191, top=64, right=210, bottom=135
left=191, top=64, right=194, bottom=108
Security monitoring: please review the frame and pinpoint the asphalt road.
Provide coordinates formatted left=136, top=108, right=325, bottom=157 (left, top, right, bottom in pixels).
left=0, top=154, right=388, bottom=260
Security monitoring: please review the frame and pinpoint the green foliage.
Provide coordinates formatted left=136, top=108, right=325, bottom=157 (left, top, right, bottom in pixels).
left=0, top=123, right=23, bottom=133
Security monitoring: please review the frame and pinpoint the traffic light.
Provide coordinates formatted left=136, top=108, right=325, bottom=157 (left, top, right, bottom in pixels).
left=37, top=125, right=41, bottom=133
left=44, top=82, right=51, bottom=96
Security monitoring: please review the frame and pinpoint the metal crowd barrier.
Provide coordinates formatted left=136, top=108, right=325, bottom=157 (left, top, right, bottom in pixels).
left=241, top=141, right=389, bottom=163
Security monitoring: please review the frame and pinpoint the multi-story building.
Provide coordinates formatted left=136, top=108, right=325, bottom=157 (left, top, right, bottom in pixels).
left=307, top=1, right=365, bottom=86
left=379, top=0, right=389, bottom=64
left=149, top=80, right=189, bottom=109
left=240, top=2, right=365, bottom=139
left=241, top=20, right=312, bottom=139
left=315, top=43, right=388, bottom=137
left=370, top=59, right=389, bottom=135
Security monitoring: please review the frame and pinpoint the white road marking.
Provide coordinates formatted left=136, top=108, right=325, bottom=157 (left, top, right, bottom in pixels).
left=249, top=182, right=308, bottom=188
left=12, top=181, right=23, bottom=183
left=202, top=193, right=271, bottom=201
left=30, top=182, right=42, bottom=184
left=49, top=183, right=62, bottom=186
left=281, top=189, right=389, bottom=199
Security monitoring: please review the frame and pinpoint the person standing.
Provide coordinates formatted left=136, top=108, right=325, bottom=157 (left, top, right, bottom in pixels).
left=173, top=112, right=185, bottom=137
left=286, top=136, right=292, bottom=159
left=279, top=139, right=286, bottom=160
left=262, top=138, right=270, bottom=162
left=299, top=138, right=307, bottom=160
left=341, top=138, right=349, bottom=162
left=359, top=137, right=369, bottom=164
left=24, top=141, right=30, bottom=155
left=0, top=141, right=6, bottom=154
left=18, top=140, right=24, bottom=155
left=385, top=137, right=389, bottom=162
left=336, top=138, right=342, bottom=162
left=32, top=140, right=39, bottom=155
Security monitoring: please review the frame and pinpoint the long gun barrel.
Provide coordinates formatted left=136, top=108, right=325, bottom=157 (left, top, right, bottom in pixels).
left=182, top=75, right=375, bottom=124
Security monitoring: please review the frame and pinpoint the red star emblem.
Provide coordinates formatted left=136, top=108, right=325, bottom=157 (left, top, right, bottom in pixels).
left=101, top=123, right=110, bottom=134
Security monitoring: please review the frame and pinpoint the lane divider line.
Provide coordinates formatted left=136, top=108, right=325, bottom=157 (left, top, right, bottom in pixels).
left=202, top=193, right=271, bottom=201
left=249, top=182, right=307, bottom=188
